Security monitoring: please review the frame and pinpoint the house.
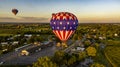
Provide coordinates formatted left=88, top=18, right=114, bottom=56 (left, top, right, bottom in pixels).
left=7, top=37, right=13, bottom=40
left=71, top=47, right=85, bottom=53
left=99, top=36, right=106, bottom=40
left=99, top=36, right=103, bottom=40
left=1, top=42, right=8, bottom=46
left=2, top=49, right=8, bottom=52
left=12, top=41, right=19, bottom=45
left=80, top=58, right=93, bottom=67
left=76, top=47, right=85, bottom=51
left=14, top=34, right=21, bottom=37
left=24, top=34, right=32, bottom=38
left=1, top=42, right=8, bottom=45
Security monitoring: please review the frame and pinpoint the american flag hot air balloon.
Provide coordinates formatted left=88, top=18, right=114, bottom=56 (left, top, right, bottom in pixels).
left=50, top=12, right=78, bottom=42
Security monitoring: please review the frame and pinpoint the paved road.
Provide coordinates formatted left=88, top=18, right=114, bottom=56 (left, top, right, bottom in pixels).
left=64, top=40, right=83, bottom=53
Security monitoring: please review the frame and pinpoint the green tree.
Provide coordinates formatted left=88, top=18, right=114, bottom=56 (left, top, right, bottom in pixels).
left=84, top=40, right=91, bottom=47
left=90, top=63, right=106, bottom=67
left=67, top=55, right=76, bottom=66
left=33, top=56, right=58, bottom=67
left=72, top=34, right=78, bottom=40
left=52, top=51, right=65, bottom=65
left=19, top=38, right=26, bottom=45
left=95, top=43, right=99, bottom=50
left=35, top=36, right=43, bottom=42
left=78, top=51, right=87, bottom=61
left=0, top=50, right=3, bottom=55
left=86, top=46, right=97, bottom=57
left=27, top=36, right=35, bottom=44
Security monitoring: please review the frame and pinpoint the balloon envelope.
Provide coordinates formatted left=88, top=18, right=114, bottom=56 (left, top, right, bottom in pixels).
left=12, top=9, right=18, bottom=15
left=50, top=12, right=78, bottom=42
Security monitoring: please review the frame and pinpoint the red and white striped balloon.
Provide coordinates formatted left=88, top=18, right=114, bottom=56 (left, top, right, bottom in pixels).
left=50, top=12, right=78, bottom=42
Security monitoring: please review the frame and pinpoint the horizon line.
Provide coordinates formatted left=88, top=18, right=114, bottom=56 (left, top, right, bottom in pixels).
left=0, top=22, right=120, bottom=24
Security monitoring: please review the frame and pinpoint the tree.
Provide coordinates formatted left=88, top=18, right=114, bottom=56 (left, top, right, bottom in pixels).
left=90, top=63, right=106, bottom=67
left=78, top=51, right=87, bottom=61
left=86, top=46, right=97, bottom=57
left=52, top=51, right=78, bottom=66
left=72, top=34, right=78, bottom=40
left=35, top=36, right=44, bottom=42
left=52, top=51, right=65, bottom=65
left=84, top=40, right=91, bottom=47
left=0, top=50, right=3, bottom=55
left=95, top=43, right=99, bottom=50
left=27, top=36, right=35, bottom=43
left=32, top=56, right=58, bottom=67
left=19, top=38, right=26, bottom=45
left=67, top=55, right=76, bottom=66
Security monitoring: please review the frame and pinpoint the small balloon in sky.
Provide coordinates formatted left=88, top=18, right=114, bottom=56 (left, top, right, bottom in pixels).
left=12, top=8, right=18, bottom=15
left=50, top=12, right=78, bottom=42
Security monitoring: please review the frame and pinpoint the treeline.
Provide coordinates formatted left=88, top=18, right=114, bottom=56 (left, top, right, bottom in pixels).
left=32, top=51, right=87, bottom=67
left=32, top=50, right=105, bottom=67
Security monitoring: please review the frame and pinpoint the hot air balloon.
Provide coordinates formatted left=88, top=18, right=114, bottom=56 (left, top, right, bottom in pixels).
left=50, top=12, right=78, bottom=47
left=12, top=8, right=18, bottom=15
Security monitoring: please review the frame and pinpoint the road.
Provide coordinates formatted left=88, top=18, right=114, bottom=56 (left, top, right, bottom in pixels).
left=64, top=40, right=82, bottom=52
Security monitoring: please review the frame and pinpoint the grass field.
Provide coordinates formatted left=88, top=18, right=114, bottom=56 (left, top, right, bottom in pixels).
left=93, top=47, right=112, bottom=67
left=0, top=34, right=13, bottom=36
left=105, top=40, right=120, bottom=67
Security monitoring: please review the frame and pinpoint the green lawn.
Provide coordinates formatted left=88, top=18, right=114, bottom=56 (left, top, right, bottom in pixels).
left=105, top=46, right=120, bottom=67
left=93, top=48, right=112, bottom=67
left=0, top=34, right=13, bottom=36
left=104, top=40, right=120, bottom=67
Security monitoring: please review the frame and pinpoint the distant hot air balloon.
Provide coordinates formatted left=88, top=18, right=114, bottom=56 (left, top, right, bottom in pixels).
left=12, top=8, right=18, bottom=15
left=50, top=12, right=78, bottom=43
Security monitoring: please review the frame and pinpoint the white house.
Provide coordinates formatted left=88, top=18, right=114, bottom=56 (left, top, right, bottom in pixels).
left=12, top=41, right=19, bottom=45
left=71, top=47, right=85, bottom=52
left=2, top=49, right=8, bottom=52
left=99, top=36, right=106, bottom=40
left=1, top=42, right=8, bottom=46
left=14, top=34, right=21, bottom=37
left=24, top=34, right=32, bottom=38
left=76, top=47, right=85, bottom=51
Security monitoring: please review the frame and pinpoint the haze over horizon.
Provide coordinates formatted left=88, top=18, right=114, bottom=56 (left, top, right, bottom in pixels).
left=0, top=0, right=120, bottom=23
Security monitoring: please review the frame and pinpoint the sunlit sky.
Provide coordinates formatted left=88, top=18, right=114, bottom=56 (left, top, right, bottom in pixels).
left=0, top=0, right=120, bottom=23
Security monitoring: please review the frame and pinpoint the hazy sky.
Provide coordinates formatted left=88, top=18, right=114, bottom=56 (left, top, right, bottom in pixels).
left=0, top=0, right=120, bottom=23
